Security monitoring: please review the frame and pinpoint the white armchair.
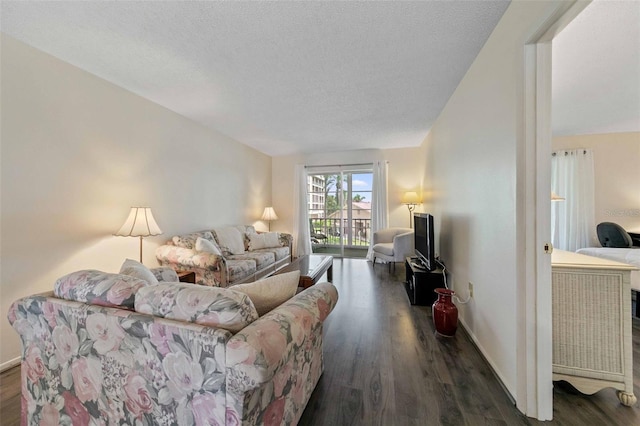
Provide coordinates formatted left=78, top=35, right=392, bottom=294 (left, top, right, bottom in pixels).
left=371, top=228, right=414, bottom=271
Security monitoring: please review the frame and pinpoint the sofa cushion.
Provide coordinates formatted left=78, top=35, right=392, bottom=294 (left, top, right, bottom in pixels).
left=172, top=231, right=215, bottom=250
left=135, top=282, right=259, bottom=333
left=226, top=259, right=257, bottom=283
left=230, top=271, right=300, bottom=315
left=196, top=236, right=223, bottom=256
left=119, top=259, right=160, bottom=286
left=227, top=252, right=276, bottom=271
left=54, top=270, right=148, bottom=309
left=213, top=227, right=246, bottom=255
left=252, top=246, right=290, bottom=261
left=248, top=232, right=280, bottom=251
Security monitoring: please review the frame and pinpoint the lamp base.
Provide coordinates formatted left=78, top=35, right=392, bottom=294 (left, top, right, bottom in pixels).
left=407, top=204, right=416, bottom=228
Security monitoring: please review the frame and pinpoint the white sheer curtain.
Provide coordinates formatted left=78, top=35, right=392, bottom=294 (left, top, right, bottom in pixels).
left=366, top=160, right=389, bottom=261
left=551, top=149, right=596, bottom=251
left=293, top=164, right=312, bottom=257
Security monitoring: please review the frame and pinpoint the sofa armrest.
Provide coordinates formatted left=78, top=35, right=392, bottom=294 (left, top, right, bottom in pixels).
left=149, top=266, right=179, bottom=282
left=373, top=228, right=413, bottom=245
left=226, top=282, right=338, bottom=392
left=279, top=232, right=293, bottom=261
left=278, top=232, right=293, bottom=248
left=155, top=244, right=223, bottom=271
left=373, top=228, right=397, bottom=244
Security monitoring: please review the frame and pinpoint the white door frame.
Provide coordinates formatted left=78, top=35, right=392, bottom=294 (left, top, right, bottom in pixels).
left=517, top=0, right=591, bottom=420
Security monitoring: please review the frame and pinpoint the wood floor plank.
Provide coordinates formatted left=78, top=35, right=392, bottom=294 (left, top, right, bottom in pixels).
left=361, top=317, right=396, bottom=426
left=0, top=366, right=21, bottom=426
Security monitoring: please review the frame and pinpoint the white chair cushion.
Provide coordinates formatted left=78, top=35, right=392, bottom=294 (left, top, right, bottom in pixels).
left=372, top=243, right=394, bottom=257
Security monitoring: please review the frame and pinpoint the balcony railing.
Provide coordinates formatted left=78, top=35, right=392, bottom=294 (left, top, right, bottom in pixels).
left=310, top=218, right=371, bottom=247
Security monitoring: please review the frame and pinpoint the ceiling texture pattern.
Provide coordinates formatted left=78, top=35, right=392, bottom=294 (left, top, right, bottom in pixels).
left=1, top=0, right=510, bottom=156
left=1, top=1, right=637, bottom=155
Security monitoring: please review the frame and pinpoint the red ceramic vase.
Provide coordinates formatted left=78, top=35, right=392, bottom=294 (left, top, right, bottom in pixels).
left=432, top=288, right=458, bottom=337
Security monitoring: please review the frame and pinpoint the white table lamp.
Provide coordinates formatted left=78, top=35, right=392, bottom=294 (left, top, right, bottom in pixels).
left=261, top=207, right=278, bottom=231
left=115, top=207, right=163, bottom=262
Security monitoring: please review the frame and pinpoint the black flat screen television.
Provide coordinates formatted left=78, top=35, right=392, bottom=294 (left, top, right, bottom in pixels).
left=414, top=213, right=435, bottom=271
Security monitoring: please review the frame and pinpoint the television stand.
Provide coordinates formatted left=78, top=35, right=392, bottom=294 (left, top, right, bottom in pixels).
left=410, top=261, right=427, bottom=270
left=405, top=257, right=445, bottom=306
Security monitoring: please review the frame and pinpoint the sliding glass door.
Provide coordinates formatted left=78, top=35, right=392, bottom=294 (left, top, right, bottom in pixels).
left=307, top=167, right=372, bottom=257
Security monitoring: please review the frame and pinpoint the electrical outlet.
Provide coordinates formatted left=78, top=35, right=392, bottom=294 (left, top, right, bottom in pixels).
left=469, top=282, right=474, bottom=298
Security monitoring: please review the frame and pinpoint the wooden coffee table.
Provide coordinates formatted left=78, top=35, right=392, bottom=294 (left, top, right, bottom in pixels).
left=276, top=254, right=333, bottom=288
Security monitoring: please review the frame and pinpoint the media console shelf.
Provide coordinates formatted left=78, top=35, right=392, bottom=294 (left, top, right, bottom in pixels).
left=404, top=257, right=444, bottom=306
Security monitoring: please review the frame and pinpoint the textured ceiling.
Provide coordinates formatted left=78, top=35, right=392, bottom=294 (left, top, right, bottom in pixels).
left=552, top=0, right=640, bottom=136
left=0, top=1, right=510, bottom=156
left=4, top=2, right=634, bottom=155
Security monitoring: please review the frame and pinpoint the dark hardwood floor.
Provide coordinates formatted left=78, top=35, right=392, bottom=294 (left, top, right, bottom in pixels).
left=1, top=259, right=638, bottom=425
left=297, top=259, right=640, bottom=425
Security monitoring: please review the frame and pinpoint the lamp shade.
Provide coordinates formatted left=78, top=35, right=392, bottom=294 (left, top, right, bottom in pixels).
left=402, top=191, right=420, bottom=204
left=261, top=207, right=279, bottom=221
left=115, top=207, right=163, bottom=237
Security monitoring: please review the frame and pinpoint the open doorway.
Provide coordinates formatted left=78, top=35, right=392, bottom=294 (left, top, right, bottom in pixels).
left=518, top=0, right=591, bottom=420
left=306, top=168, right=373, bottom=258
left=522, top=0, right=639, bottom=420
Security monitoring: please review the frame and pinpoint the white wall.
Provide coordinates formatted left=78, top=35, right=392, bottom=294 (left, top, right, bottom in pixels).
left=0, top=36, right=272, bottom=367
left=271, top=147, right=425, bottom=234
left=552, top=132, right=640, bottom=233
left=419, top=1, right=566, bottom=402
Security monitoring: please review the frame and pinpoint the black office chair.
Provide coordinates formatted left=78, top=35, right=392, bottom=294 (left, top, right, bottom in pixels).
left=596, top=222, right=633, bottom=248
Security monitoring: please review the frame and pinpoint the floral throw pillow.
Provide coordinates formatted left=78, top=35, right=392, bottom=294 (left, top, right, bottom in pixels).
left=119, top=258, right=159, bottom=286
left=135, top=282, right=259, bottom=333
left=54, top=270, right=149, bottom=309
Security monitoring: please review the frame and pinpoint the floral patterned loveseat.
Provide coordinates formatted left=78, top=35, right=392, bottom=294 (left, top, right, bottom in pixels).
left=9, top=268, right=338, bottom=425
left=156, top=225, right=293, bottom=287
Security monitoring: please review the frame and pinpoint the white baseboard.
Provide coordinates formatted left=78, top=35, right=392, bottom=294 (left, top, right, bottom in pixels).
left=458, top=317, right=516, bottom=406
left=0, top=357, right=21, bottom=373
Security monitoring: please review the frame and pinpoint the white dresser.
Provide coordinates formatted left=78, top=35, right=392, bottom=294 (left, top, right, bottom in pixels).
left=552, top=249, right=637, bottom=406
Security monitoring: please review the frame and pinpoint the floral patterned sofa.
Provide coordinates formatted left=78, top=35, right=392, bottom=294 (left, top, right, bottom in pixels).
left=156, top=225, right=293, bottom=287
left=9, top=267, right=338, bottom=425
